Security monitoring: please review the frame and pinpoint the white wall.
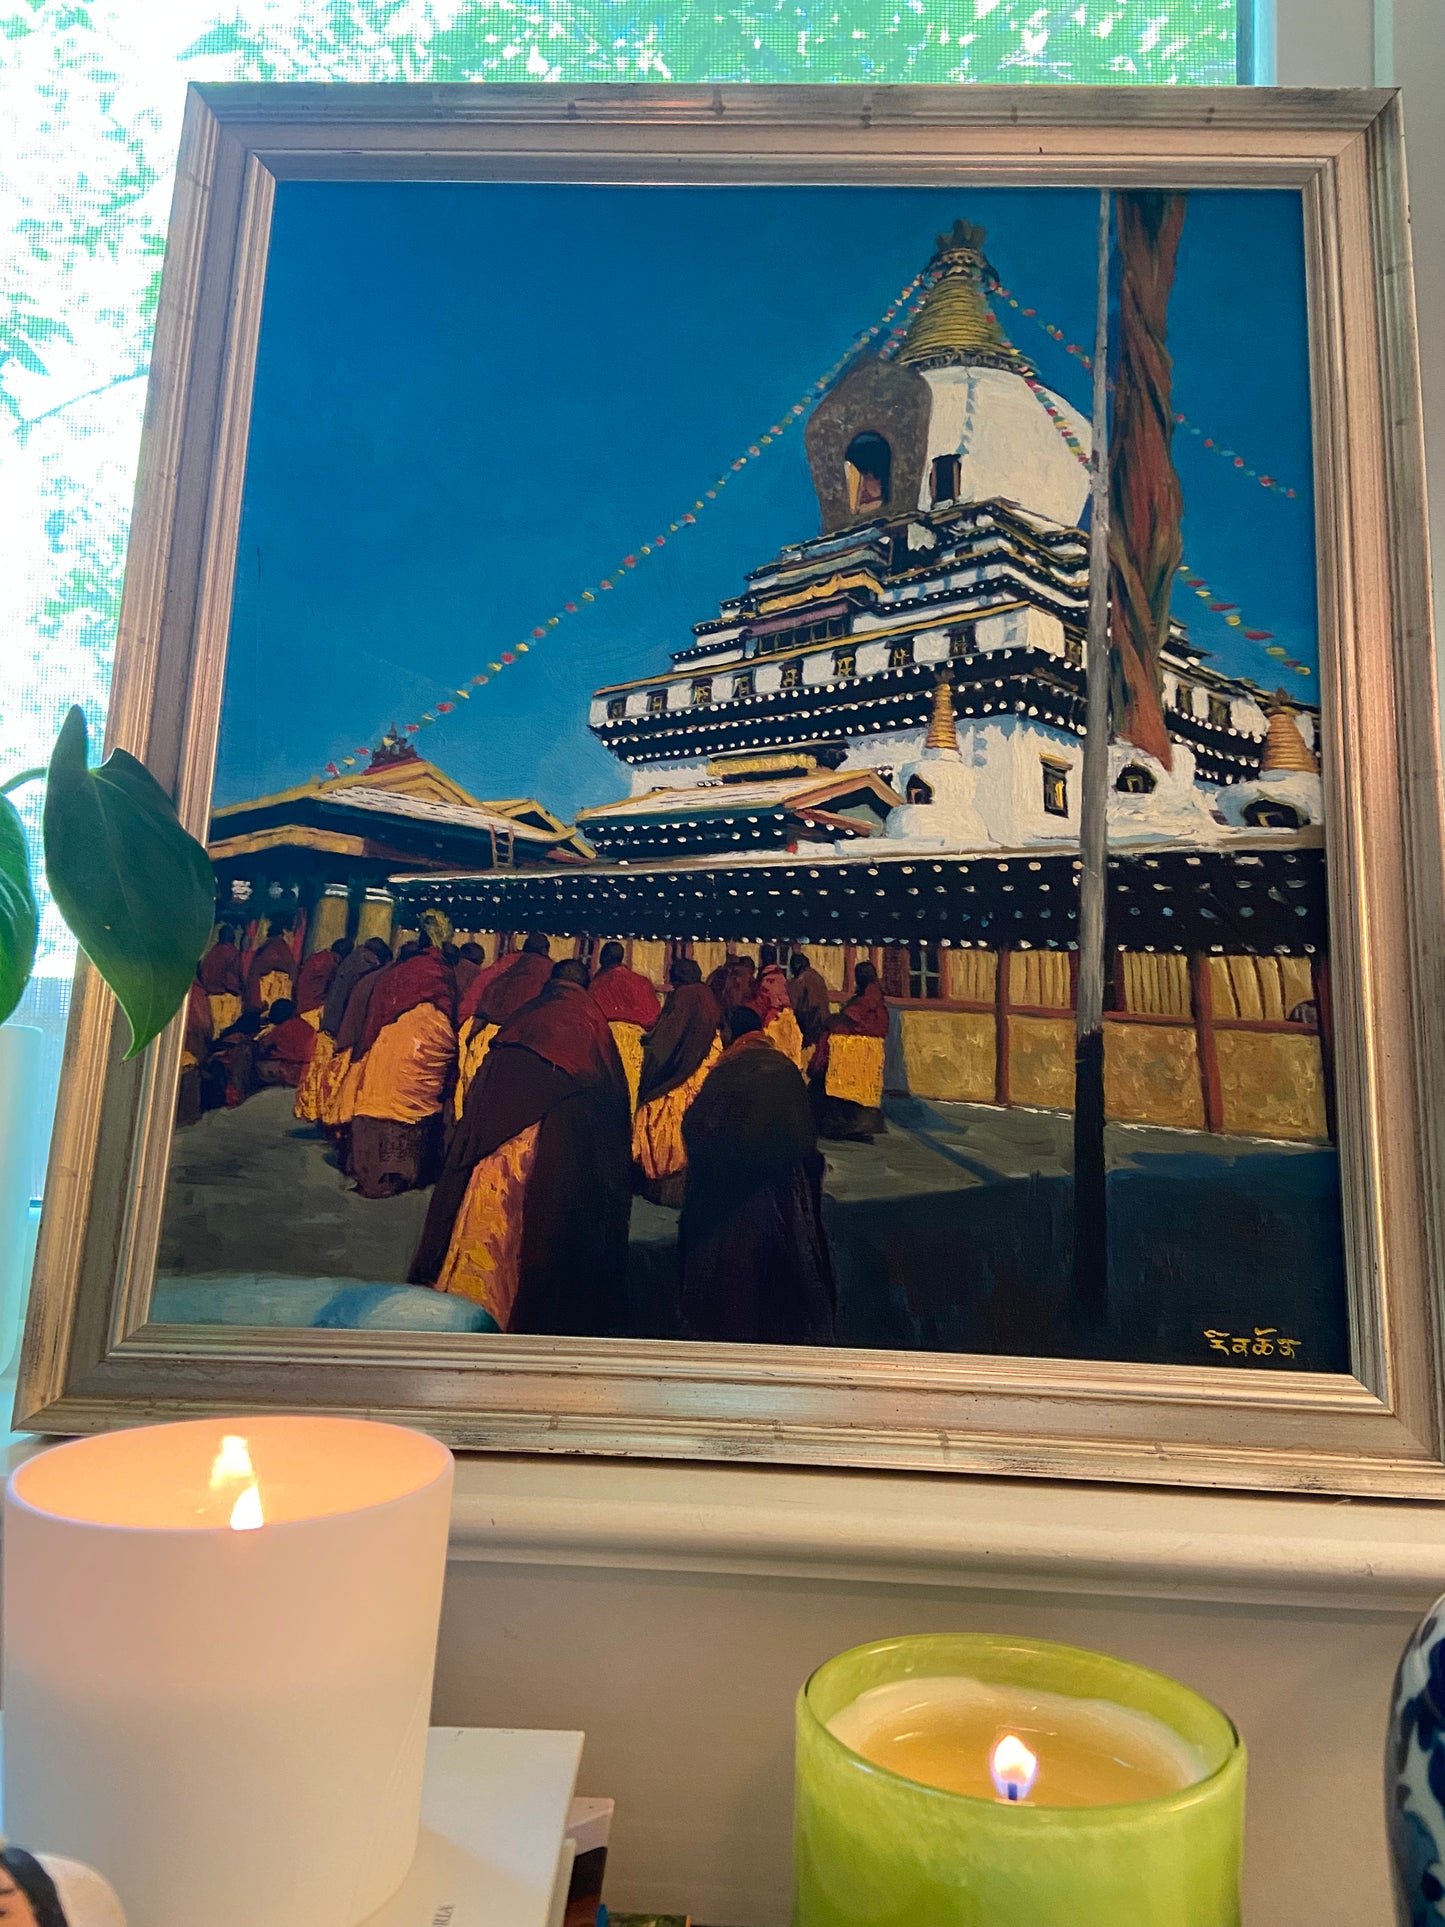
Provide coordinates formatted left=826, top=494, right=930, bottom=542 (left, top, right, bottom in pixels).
left=435, top=1459, right=1445, bottom=1927
left=426, top=21, right=1445, bottom=1924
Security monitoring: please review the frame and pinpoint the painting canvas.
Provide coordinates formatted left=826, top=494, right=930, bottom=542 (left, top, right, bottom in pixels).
left=159, top=171, right=1345, bottom=1376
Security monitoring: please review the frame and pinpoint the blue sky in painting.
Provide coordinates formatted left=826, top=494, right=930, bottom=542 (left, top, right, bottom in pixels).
left=217, top=181, right=1317, bottom=818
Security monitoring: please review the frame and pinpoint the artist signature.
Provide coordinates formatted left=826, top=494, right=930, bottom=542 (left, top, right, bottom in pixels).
left=1203, top=1328, right=1302, bottom=1362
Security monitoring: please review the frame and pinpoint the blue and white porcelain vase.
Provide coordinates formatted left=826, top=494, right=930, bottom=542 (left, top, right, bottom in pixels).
left=1389, top=1598, right=1445, bottom=1923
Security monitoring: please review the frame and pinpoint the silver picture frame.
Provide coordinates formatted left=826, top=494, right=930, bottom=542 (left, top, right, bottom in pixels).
left=19, top=81, right=1445, bottom=1498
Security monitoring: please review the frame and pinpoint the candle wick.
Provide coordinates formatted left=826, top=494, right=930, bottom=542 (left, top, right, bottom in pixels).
left=1007, top=1785, right=1019, bottom=1802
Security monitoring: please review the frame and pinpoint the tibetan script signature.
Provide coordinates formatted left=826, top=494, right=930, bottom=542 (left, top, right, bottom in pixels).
left=1203, top=1328, right=1302, bottom=1363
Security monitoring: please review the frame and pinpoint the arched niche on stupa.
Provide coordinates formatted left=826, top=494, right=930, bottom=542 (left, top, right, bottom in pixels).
left=845, top=432, right=893, bottom=515
left=805, top=354, right=931, bottom=534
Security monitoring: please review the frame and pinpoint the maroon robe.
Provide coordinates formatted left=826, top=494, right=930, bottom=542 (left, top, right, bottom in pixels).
left=679, top=1034, right=835, bottom=1346
left=788, top=965, right=832, bottom=1050
left=409, top=979, right=632, bottom=1334
left=198, top=941, right=243, bottom=999
left=245, top=933, right=297, bottom=1011
left=294, top=948, right=340, bottom=1016
left=590, top=962, right=662, bottom=1029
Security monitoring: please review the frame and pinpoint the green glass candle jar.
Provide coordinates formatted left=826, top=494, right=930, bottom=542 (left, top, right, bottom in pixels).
left=794, top=1633, right=1245, bottom=1927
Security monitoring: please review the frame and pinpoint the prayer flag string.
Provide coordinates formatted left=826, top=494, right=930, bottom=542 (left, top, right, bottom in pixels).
left=990, top=281, right=1305, bottom=502
left=1020, top=372, right=1313, bottom=683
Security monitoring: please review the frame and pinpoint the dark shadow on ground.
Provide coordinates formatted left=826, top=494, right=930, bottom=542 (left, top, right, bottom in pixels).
left=822, top=1148, right=1349, bottom=1369
left=161, top=1089, right=1350, bottom=1368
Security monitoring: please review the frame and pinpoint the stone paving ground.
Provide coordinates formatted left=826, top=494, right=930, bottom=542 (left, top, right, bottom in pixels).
left=157, top=1087, right=1348, bottom=1368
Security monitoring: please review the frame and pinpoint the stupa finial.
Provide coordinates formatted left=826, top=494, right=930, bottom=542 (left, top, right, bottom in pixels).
left=924, top=669, right=961, bottom=754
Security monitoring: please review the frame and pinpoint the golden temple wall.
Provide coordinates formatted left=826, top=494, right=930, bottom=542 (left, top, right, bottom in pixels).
left=451, top=932, right=1330, bottom=1145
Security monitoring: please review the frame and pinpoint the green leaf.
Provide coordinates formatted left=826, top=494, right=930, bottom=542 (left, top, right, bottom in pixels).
left=0, top=794, right=39, bottom=1029
left=43, top=707, right=215, bottom=1058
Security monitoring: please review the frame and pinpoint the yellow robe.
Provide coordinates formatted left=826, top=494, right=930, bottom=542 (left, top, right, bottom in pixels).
left=208, top=993, right=242, bottom=1034
left=763, top=1006, right=806, bottom=1072
left=316, top=1045, right=351, bottom=1127
left=608, top=1020, right=646, bottom=1111
left=356, top=1003, right=456, bottom=1124
left=257, top=969, right=292, bottom=1010
left=632, top=1036, right=723, bottom=1181
left=293, top=1028, right=335, bottom=1122
left=454, top=1017, right=500, bottom=1120
left=332, top=1050, right=366, bottom=1128
left=825, top=1032, right=885, bottom=1109
left=435, top=1122, right=541, bottom=1328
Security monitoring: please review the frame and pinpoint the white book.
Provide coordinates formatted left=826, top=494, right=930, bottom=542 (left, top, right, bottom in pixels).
left=358, top=1727, right=585, bottom=1927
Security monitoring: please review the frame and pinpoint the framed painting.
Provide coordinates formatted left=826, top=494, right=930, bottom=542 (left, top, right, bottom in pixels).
left=18, top=82, right=1445, bottom=1496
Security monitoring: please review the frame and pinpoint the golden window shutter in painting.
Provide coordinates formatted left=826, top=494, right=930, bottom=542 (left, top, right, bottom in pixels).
left=1118, top=951, right=1192, bottom=1019
left=942, top=947, right=996, bottom=1005
left=1009, top=949, right=1072, bottom=1011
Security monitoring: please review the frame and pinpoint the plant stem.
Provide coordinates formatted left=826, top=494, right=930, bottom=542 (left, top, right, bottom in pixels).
left=0, top=768, right=45, bottom=798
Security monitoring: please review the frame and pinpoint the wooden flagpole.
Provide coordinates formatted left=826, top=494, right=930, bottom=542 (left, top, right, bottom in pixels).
left=1070, top=188, right=1113, bottom=1334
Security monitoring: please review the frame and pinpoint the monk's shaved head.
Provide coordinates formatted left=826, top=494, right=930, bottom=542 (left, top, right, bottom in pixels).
left=551, top=958, right=590, bottom=987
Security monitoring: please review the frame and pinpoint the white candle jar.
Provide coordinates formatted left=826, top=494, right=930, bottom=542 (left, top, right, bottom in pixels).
left=3, top=1415, right=454, bottom=1927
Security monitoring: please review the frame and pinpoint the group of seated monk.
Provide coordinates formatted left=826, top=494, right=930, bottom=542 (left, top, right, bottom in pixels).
left=180, top=919, right=329, bottom=1122
left=183, top=918, right=897, bottom=1346
left=407, top=935, right=894, bottom=1346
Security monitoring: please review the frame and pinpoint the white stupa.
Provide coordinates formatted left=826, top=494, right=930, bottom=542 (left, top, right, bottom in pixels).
left=1216, top=694, right=1323, bottom=831
left=1106, top=739, right=1225, bottom=845
left=885, top=671, right=989, bottom=848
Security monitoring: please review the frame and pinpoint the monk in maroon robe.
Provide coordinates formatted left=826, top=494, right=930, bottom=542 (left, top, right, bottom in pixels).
left=409, top=960, right=632, bottom=1334
left=457, top=930, right=554, bottom=1030
left=589, top=943, right=662, bottom=1029
left=679, top=1006, right=835, bottom=1346
left=294, top=938, right=350, bottom=1018
left=321, top=937, right=388, bottom=1037
left=810, top=960, right=890, bottom=1141
left=788, top=951, right=833, bottom=1051
left=198, top=924, right=245, bottom=1032
left=253, top=998, right=318, bottom=1088
left=245, top=921, right=297, bottom=1012
left=349, top=941, right=456, bottom=1198
left=709, top=954, right=756, bottom=1023
left=176, top=976, right=213, bottom=1126
left=452, top=931, right=557, bottom=1127
left=453, top=941, right=486, bottom=1006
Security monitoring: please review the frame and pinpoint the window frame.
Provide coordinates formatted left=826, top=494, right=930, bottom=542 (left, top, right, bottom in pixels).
left=1041, top=757, right=1070, bottom=818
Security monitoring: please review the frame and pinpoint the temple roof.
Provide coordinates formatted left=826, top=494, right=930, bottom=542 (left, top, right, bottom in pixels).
left=211, top=757, right=593, bottom=862
left=317, top=784, right=557, bottom=842
left=576, top=768, right=901, bottom=827
left=394, top=839, right=1328, bottom=958
left=897, top=220, right=1034, bottom=376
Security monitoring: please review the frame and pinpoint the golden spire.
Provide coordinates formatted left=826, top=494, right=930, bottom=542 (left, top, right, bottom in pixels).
left=925, top=669, right=961, bottom=753
left=897, top=220, right=1033, bottom=376
left=1260, top=690, right=1319, bottom=774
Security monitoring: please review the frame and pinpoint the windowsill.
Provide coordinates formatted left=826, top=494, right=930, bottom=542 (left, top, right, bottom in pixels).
left=444, top=1453, right=1445, bottom=1614
left=7, top=1406, right=1442, bottom=1614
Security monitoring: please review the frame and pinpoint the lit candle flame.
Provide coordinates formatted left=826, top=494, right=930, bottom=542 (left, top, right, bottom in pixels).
left=210, top=1434, right=255, bottom=1489
left=990, top=1734, right=1039, bottom=1803
left=210, top=1435, right=264, bottom=1530
left=229, top=1483, right=264, bottom=1532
